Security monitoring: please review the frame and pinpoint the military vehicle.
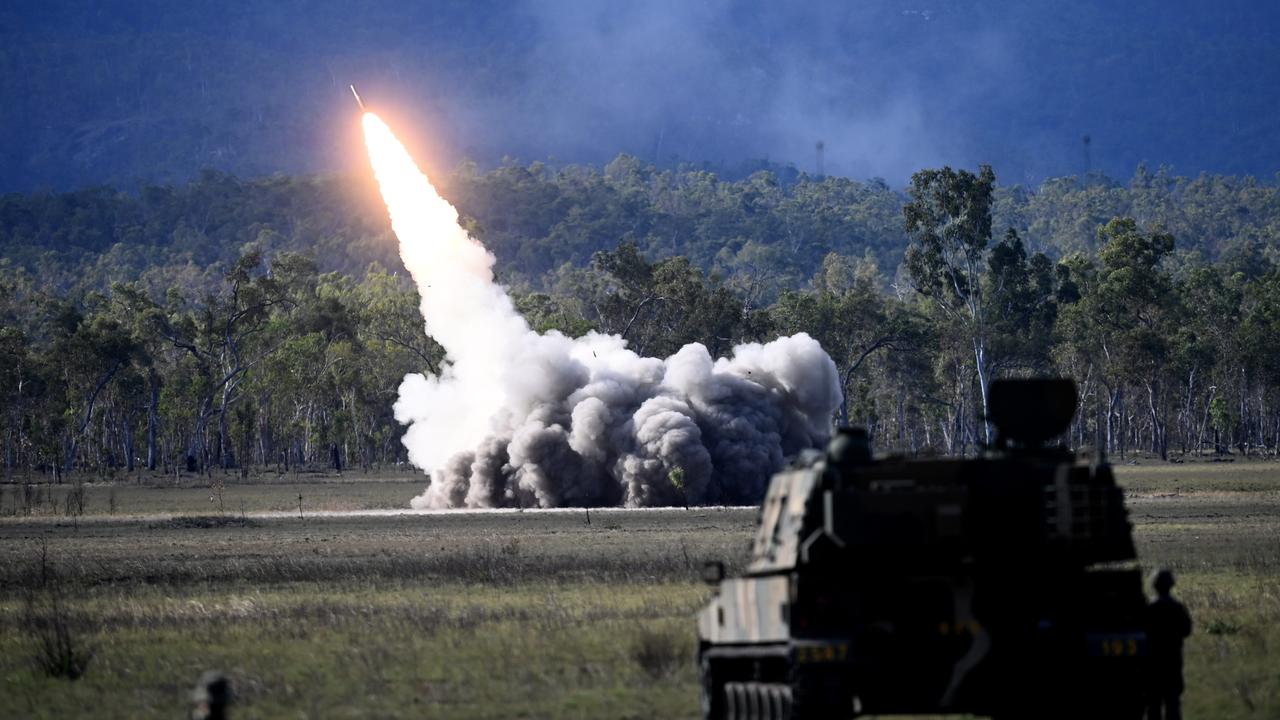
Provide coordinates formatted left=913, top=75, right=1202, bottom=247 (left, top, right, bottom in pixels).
left=697, top=379, right=1148, bottom=719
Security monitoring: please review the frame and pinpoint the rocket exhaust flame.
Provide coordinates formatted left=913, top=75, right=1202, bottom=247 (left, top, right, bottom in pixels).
left=360, top=112, right=841, bottom=509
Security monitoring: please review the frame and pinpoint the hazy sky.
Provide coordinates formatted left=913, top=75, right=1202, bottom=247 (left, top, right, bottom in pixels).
left=2, top=0, right=1279, bottom=190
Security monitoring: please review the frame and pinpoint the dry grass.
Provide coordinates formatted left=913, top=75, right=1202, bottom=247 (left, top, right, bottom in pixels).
left=1115, top=459, right=1280, bottom=495
left=630, top=625, right=694, bottom=682
left=21, top=541, right=95, bottom=681
left=0, top=464, right=1276, bottom=718
left=0, top=507, right=745, bottom=719
left=1114, top=463, right=1280, bottom=720
left=0, top=470, right=424, bottom=518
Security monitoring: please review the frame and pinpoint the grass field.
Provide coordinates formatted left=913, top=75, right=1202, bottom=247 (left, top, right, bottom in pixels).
left=1, top=462, right=1277, bottom=719
left=0, top=470, right=424, bottom=517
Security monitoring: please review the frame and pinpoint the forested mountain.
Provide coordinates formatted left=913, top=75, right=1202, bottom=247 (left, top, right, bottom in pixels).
left=3, top=160, right=1278, bottom=296
left=3, top=161, right=1280, bottom=488
left=4, top=1, right=1279, bottom=191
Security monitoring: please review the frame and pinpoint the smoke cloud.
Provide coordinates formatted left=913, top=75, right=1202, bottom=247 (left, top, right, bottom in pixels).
left=362, top=113, right=841, bottom=509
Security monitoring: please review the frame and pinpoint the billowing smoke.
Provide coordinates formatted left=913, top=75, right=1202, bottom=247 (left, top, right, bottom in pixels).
left=360, top=112, right=841, bottom=509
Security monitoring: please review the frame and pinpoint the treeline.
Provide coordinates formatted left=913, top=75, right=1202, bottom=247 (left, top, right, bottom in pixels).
left=2, top=162, right=1280, bottom=481
left=5, top=158, right=1280, bottom=298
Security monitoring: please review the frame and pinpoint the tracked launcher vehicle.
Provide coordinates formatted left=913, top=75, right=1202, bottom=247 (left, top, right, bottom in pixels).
left=697, top=379, right=1148, bottom=719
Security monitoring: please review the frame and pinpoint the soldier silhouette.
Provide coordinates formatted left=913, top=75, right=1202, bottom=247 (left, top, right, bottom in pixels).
left=1145, top=569, right=1192, bottom=720
left=191, top=671, right=232, bottom=720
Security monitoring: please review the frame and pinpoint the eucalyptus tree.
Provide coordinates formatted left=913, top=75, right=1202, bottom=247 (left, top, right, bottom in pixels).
left=1171, top=263, right=1243, bottom=454
left=903, top=165, right=999, bottom=444
left=983, top=229, right=1063, bottom=374
left=771, top=252, right=926, bottom=433
left=354, top=267, right=444, bottom=376
left=46, top=303, right=142, bottom=475
left=1238, top=270, right=1280, bottom=453
left=588, top=242, right=753, bottom=359
left=150, top=250, right=304, bottom=470
left=1070, top=217, right=1178, bottom=458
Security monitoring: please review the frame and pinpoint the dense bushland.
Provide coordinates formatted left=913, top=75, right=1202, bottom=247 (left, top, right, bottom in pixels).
left=3, top=161, right=1280, bottom=482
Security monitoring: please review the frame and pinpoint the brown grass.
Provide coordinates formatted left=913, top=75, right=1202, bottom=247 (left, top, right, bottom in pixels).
left=0, top=465, right=1275, bottom=718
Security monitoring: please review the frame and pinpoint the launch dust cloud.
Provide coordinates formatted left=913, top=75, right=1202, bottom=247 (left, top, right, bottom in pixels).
left=360, top=112, right=841, bottom=509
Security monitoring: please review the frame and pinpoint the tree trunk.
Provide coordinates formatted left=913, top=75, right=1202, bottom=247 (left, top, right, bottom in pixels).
left=186, top=399, right=211, bottom=473
left=1146, top=381, right=1167, bottom=461
left=123, top=412, right=135, bottom=473
left=64, top=360, right=124, bottom=474
left=1274, top=408, right=1279, bottom=457
left=146, top=367, right=159, bottom=471
left=1239, top=368, right=1249, bottom=455
left=1116, top=389, right=1126, bottom=461
left=896, top=394, right=906, bottom=449
left=219, top=392, right=233, bottom=470
left=973, top=338, right=992, bottom=446
left=1105, top=385, right=1119, bottom=456
left=1196, top=387, right=1215, bottom=456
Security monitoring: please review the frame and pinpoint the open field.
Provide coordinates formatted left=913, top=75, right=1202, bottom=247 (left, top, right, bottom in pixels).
left=0, top=470, right=426, bottom=518
left=1, top=462, right=1278, bottom=719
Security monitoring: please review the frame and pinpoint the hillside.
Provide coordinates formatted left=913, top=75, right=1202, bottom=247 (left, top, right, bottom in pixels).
left=3, top=161, right=1277, bottom=298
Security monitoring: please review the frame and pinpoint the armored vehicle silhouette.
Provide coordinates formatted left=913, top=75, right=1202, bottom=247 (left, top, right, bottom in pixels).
left=697, top=379, right=1147, bottom=719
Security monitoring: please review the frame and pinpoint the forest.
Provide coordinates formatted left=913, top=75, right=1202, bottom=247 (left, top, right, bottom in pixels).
left=3, top=159, right=1280, bottom=484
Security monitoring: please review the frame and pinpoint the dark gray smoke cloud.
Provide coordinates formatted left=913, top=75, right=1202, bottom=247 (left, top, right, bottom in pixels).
left=403, top=331, right=841, bottom=509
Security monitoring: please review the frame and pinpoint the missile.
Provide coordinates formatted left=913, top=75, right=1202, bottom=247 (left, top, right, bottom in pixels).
left=350, top=84, right=367, bottom=111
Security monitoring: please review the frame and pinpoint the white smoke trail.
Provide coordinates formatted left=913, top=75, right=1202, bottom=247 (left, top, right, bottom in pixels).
left=360, top=113, right=841, bottom=508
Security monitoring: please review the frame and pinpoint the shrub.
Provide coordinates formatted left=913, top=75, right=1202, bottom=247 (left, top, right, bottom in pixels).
left=151, top=515, right=257, bottom=530
left=630, top=626, right=690, bottom=681
left=27, top=596, right=95, bottom=680
left=64, top=481, right=86, bottom=516
left=24, top=542, right=94, bottom=680
left=1205, top=618, right=1242, bottom=636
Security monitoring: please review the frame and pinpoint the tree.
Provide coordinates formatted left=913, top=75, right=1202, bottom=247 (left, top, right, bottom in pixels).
left=903, top=165, right=998, bottom=445
left=151, top=249, right=300, bottom=471
left=355, top=267, right=443, bottom=376
left=983, top=229, right=1062, bottom=373
left=771, top=252, right=926, bottom=430
left=1237, top=270, right=1280, bottom=454
left=589, top=242, right=753, bottom=358
left=47, top=306, right=141, bottom=475
left=1076, top=218, right=1178, bottom=458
